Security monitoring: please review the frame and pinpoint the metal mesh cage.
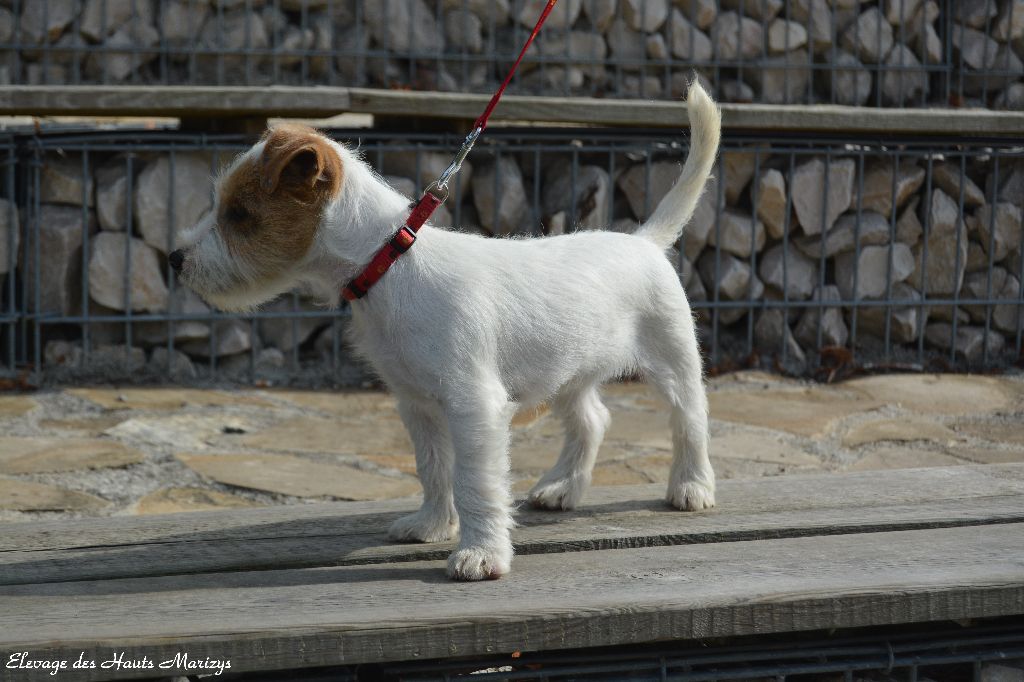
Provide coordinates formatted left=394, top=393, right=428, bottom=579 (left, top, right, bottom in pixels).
left=1, top=0, right=1023, bottom=108
left=11, top=126, right=1024, bottom=384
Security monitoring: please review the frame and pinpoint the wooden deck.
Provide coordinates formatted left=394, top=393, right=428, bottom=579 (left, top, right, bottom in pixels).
left=2, top=463, right=1024, bottom=681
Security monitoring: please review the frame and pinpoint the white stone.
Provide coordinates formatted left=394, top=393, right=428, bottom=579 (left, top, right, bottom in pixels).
left=815, top=50, right=872, bottom=104
left=841, top=8, right=894, bottom=63
left=951, top=23, right=1000, bottom=70
left=581, top=0, right=615, bottom=31
left=668, top=10, right=712, bottom=61
left=994, top=0, right=1024, bottom=41
left=883, top=0, right=923, bottom=24
left=623, top=0, right=669, bottom=32
left=963, top=268, right=1022, bottom=334
left=861, top=160, right=925, bottom=217
left=24, top=205, right=90, bottom=316
left=542, top=163, right=611, bottom=230
left=796, top=211, right=892, bottom=259
left=720, top=0, right=782, bottom=21
left=160, top=0, right=210, bottom=46
left=472, top=157, right=531, bottom=237
left=618, top=160, right=679, bottom=222
left=707, top=209, right=766, bottom=258
left=755, top=309, right=806, bottom=374
left=444, top=9, right=483, bottom=53
left=933, top=163, right=986, bottom=208
left=795, top=285, right=849, bottom=348
left=768, top=19, right=808, bottom=53
left=791, top=158, right=856, bottom=236
left=442, top=0, right=509, bottom=24
left=134, top=288, right=210, bottom=346
left=149, top=347, right=198, bottom=380
left=40, top=157, right=94, bottom=207
left=759, top=243, right=819, bottom=300
left=971, top=203, right=1022, bottom=263
left=836, top=243, right=915, bottom=299
left=882, top=44, right=927, bottom=105
left=182, top=319, right=252, bottom=358
left=518, top=0, right=581, bottom=30
left=605, top=18, right=646, bottom=64
left=857, top=282, right=924, bottom=343
left=746, top=50, right=811, bottom=104
left=134, top=153, right=214, bottom=254
left=909, top=189, right=969, bottom=296
left=792, top=0, right=838, bottom=55
left=675, top=0, right=717, bottom=29
left=259, top=298, right=328, bottom=352
left=698, top=251, right=764, bottom=302
left=713, top=12, right=763, bottom=60
left=20, top=0, right=77, bottom=43
left=88, top=19, right=160, bottom=82
left=723, top=150, right=758, bottom=204
left=755, top=169, right=788, bottom=239
left=925, top=323, right=1005, bottom=364
left=685, top=176, right=720, bottom=260
left=80, top=0, right=154, bottom=41
left=364, top=0, right=443, bottom=52
left=720, top=79, right=755, bottom=102
left=897, top=198, right=923, bottom=245
left=88, top=232, right=168, bottom=313
left=0, top=198, right=18, bottom=275
left=955, top=0, right=999, bottom=29
left=95, top=161, right=129, bottom=232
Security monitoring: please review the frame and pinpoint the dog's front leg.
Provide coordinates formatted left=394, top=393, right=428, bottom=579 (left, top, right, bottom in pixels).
left=388, top=397, right=459, bottom=543
left=444, top=387, right=515, bottom=581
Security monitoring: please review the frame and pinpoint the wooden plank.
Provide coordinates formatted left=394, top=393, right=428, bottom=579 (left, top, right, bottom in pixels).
left=2, top=524, right=1023, bottom=681
left=347, top=88, right=1024, bottom=135
left=0, top=86, right=351, bottom=118
left=3, top=86, right=1023, bottom=135
left=2, top=465, right=1023, bottom=585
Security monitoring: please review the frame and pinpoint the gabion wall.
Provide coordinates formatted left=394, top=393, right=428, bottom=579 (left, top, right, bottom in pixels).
left=3, top=128, right=1021, bottom=384
left=1, top=0, right=1023, bottom=107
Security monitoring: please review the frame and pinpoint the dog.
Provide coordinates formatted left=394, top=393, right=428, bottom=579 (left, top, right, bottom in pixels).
left=170, top=81, right=721, bottom=581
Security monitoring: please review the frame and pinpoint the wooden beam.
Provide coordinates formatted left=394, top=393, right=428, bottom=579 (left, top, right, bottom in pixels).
left=2, top=464, right=1023, bottom=585
left=2, top=86, right=1023, bottom=136
left=2, top=524, right=1023, bottom=681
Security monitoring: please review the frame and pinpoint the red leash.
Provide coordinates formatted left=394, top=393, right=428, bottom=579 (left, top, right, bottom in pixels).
left=342, top=0, right=559, bottom=302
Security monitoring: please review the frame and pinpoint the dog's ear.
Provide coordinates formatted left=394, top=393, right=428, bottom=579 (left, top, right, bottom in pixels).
left=260, top=125, right=342, bottom=199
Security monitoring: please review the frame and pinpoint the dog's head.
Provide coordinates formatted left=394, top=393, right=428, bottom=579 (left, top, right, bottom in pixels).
left=170, top=124, right=343, bottom=312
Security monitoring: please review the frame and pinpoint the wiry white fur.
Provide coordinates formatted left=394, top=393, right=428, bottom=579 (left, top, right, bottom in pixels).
left=178, top=82, right=721, bottom=582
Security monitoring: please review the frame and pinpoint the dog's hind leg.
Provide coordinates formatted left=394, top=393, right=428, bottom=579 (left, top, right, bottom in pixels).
left=527, top=383, right=610, bottom=510
left=388, top=397, right=460, bottom=543
left=640, top=314, right=716, bottom=511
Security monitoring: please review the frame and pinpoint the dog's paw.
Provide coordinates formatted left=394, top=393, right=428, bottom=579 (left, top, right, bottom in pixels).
left=527, top=474, right=587, bottom=510
left=446, top=545, right=512, bottom=581
left=666, top=481, right=716, bottom=511
left=388, top=511, right=459, bottom=543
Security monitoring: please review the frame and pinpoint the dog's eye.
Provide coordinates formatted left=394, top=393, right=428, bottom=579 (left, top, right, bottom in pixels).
left=225, top=205, right=250, bottom=223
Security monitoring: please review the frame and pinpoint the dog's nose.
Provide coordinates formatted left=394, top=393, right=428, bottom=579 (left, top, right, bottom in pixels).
left=168, top=249, right=185, bottom=273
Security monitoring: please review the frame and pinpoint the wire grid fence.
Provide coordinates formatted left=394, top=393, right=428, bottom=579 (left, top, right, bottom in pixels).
left=0, top=137, right=16, bottom=372
left=8, top=125, right=1023, bottom=384
left=218, top=619, right=1024, bottom=681
left=1, top=0, right=1023, bottom=108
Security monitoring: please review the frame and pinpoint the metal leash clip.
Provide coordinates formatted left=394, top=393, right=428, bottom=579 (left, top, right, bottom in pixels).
left=435, top=126, right=482, bottom=192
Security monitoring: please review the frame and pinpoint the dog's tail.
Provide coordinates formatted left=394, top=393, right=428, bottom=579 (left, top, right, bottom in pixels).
left=635, top=80, right=721, bottom=250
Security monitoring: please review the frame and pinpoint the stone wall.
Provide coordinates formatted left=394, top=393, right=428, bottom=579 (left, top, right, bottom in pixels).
left=12, top=137, right=1024, bottom=381
left=1, top=0, right=1022, bottom=107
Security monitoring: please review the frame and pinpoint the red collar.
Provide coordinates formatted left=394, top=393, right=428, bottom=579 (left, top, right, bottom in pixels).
left=341, top=191, right=443, bottom=301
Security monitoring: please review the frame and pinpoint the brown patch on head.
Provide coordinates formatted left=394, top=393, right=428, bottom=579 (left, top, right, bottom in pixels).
left=217, top=124, right=343, bottom=278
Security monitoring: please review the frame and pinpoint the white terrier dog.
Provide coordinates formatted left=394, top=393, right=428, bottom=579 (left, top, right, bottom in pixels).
left=171, top=82, right=721, bottom=581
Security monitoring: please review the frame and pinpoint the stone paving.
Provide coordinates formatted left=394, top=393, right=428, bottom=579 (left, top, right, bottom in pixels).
left=0, top=371, right=1022, bottom=522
